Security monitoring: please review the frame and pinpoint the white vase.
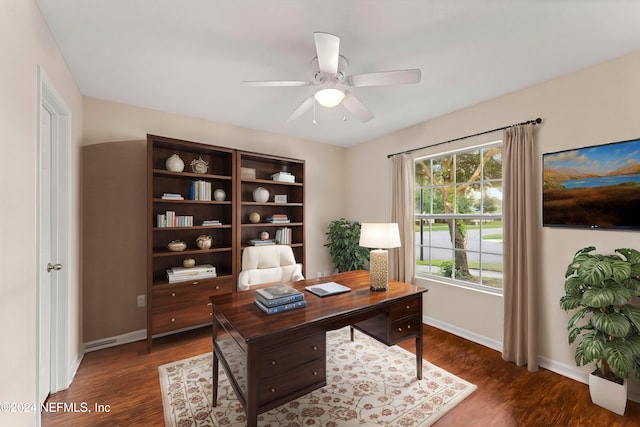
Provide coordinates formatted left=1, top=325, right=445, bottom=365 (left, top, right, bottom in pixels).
left=253, top=187, right=269, bottom=203
left=213, top=189, right=226, bottom=201
left=165, top=154, right=184, bottom=172
left=589, top=371, right=627, bottom=415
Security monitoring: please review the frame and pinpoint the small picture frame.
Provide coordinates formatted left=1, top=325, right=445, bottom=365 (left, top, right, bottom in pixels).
left=274, top=194, right=287, bottom=204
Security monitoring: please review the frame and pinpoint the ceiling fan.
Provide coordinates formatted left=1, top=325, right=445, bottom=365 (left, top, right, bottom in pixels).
left=243, top=32, right=421, bottom=123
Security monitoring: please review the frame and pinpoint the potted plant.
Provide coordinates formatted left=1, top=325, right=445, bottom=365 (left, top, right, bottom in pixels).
left=324, top=218, right=370, bottom=273
left=559, top=246, right=640, bottom=415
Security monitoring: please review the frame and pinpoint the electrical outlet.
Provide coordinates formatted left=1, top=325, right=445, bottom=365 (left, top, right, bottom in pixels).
left=137, top=294, right=145, bottom=308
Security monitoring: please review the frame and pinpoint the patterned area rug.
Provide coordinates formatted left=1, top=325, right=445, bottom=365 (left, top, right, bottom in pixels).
left=159, top=327, right=476, bottom=426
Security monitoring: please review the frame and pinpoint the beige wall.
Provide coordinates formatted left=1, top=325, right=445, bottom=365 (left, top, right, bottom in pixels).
left=82, top=98, right=346, bottom=340
left=346, top=51, right=640, bottom=388
left=1, top=1, right=83, bottom=426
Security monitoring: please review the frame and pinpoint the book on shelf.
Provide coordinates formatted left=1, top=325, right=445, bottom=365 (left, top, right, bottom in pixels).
left=255, top=290, right=305, bottom=307
left=248, top=239, right=277, bottom=246
left=275, top=227, right=292, bottom=245
left=166, top=264, right=217, bottom=283
left=255, top=284, right=303, bottom=300
left=254, top=298, right=307, bottom=315
left=189, top=180, right=212, bottom=201
left=161, top=193, right=184, bottom=200
left=157, top=211, right=193, bottom=227
left=266, top=214, right=290, bottom=223
left=202, top=220, right=222, bottom=226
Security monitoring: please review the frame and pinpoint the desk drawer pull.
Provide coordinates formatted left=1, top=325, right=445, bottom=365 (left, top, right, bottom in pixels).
left=215, top=285, right=220, bottom=290
left=192, top=281, right=198, bottom=285
left=312, top=345, right=318, bottom=351
left=171, top=292, right=176, bottom=297
left=397, top=327, right=402, bottom=332
left=171, top=317, right=176, bottom=322
left=271, top=360, right=276, bottom=366
left=406, top=305, right=411, bottom=310
left=313, top=371, right=318, bottom=376
left=270, top=387, right=276, bottom=393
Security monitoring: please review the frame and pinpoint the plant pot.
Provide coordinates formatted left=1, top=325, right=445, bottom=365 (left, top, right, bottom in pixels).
left=589, top=371, right=627, bottom=415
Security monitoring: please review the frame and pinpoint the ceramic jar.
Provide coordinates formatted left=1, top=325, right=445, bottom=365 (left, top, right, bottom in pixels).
left=167, top=240, right=187, bottom=251
left=196, top=235, right=213, bottom=249
left=182, top=258, right=196, bottom=268
left=253, top=187, right=269, bottom=203
left=165, top=154, right=185, bottom=172
left=213, top=189, right=226, bottom=201
left=259, top=231, right=270, bottom=240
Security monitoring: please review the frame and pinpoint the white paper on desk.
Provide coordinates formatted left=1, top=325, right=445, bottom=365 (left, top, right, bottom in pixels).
left=305, top=282, right=351, bottom=297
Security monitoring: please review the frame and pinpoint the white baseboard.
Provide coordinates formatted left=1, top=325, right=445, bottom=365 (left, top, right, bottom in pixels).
left=423, top=315, right=640, bottom=403
left=83, top=329, right=146, bottom=352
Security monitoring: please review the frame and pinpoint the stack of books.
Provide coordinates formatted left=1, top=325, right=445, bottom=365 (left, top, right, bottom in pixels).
left=275, top=227, right=292, bottom=245
left=166, top=264, right=216, bottom=283
left=248, top=238, right=277, bottom=246
left=161, top=192, right=184, bottom=200
left=254, top=284, right=306, bottom=315
left=202, top=219, right=222, bottom=226
left=266, top=214, right=290, bottom=224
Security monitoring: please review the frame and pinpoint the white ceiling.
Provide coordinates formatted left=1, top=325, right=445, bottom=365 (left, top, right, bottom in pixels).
left=36, top=0, right=640, bottom=147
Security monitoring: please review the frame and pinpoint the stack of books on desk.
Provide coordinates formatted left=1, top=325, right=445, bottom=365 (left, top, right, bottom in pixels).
left=166, top=264, right=216, bottom=283
left=254, top=284, right=306, bottom=315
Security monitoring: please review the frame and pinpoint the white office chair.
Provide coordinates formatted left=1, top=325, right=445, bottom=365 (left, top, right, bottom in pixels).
left=237, top=245, right=304, bottom=291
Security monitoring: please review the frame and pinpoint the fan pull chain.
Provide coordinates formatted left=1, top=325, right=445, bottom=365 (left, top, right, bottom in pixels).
left=312, top=99, right=317, bottom=125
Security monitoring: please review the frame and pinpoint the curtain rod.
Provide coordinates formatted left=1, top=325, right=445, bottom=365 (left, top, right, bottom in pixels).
left=386, top=117, right=543, bottom=159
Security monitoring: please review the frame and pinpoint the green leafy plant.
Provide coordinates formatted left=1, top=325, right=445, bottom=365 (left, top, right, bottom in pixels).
left=324, top=219, right=370, bottom=273
left=559, top=246, right=640, bottom=382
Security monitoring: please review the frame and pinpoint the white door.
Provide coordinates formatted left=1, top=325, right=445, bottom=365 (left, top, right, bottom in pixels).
left=37, top=69, right=71, bottom=414
left=37, top=103, right=55, bottom=406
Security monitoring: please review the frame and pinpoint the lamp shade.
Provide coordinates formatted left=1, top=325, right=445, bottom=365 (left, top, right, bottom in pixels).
left=314, top=88, right=345, bottom=108
left=359, top=223, right=401, bottom=249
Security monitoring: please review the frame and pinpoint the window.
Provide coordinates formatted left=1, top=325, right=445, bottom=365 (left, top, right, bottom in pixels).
left=414, top=142, right=503, bottom=293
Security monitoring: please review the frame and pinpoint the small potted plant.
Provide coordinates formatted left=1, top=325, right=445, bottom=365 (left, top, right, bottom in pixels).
left=559, top=246, right=640, bottom=415
left=324, top=218, right=370, bottom=273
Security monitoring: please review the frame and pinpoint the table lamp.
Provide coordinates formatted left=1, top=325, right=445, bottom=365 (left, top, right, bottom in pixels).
left=359, top=223, right=401, bottom=291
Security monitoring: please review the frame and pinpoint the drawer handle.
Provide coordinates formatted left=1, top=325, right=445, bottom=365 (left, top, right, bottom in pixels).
left=406, top=305, right=410, bottom=310
left=397, top=327, right=402, bottom=332
left=171, top=292, right=176, bottom=297
left=270, top=387, right=276, bottom=393
left=313, top=371, right=318, bottom=376
left=407, top=325, right=411, bottom=329
left=312, top=345, right=318, bottom=351
left=271, top=360, right=276, bottom=366
left=171, top=318, right=176, bottom=322
left=209, top=312, right=212, bottom=316
left=215, top=285, right=220, bottom=290
left=192, top=281, right=198, bottom=285
left=207, top=302, right=212, bottom=306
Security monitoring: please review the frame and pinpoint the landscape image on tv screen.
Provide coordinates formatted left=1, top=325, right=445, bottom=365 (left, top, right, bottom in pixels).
left=543, top=137, right=640, bottom=229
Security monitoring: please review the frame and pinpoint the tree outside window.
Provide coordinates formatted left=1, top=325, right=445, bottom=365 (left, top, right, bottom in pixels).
left=414, top=143, right=503, bottom=292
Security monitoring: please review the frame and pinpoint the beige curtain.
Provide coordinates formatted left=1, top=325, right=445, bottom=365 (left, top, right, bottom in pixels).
left=502, top=124, right=538, bottom=371
left=390, top=153, right=415, bottom=283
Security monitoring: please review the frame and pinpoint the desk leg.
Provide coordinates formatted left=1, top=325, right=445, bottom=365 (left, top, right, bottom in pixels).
left=212, top=351, right=219, bottom=406
left=416, top=332, right=423, bottom=380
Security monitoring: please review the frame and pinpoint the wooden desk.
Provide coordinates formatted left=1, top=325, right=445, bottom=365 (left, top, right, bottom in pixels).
left=210, top=270, right=427, bottom=427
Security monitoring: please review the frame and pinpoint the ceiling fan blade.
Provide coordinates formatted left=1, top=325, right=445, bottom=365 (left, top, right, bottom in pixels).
left=286, top=95, right=315, bottom=122
left=243, top=80, right=312, bottom=87
left=347, top=69, right=421, bottom=87
left=342, top=91, right=374, bottom=122
left=314, top=32, right=340, bottom=75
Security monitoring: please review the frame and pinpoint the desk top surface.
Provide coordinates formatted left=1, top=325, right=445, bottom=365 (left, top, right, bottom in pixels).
left=210, top=270, right=427, bottom=342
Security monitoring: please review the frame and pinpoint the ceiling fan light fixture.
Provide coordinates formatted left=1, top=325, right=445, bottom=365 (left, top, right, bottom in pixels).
left=314, top=88, right=345, bottom=108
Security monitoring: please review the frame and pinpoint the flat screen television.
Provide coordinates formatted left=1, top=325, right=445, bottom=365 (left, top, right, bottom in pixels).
left=542, top=137, right=640, bottom=230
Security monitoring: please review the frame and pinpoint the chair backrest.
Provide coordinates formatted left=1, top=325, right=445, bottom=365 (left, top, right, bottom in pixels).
left=237, top=245, right=304, bottom=291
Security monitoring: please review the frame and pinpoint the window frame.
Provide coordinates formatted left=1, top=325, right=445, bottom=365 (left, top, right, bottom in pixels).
left=414, top=141, right=503, bottom=295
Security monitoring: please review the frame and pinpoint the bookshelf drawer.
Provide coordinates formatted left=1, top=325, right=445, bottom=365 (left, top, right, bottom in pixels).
left=258, top=332, right=325, bottom=379
left=152, top=304, right=212, bottom=334
left=153, top=279, right=232, bottom=309
left=257, top=358, right=326, bottom=406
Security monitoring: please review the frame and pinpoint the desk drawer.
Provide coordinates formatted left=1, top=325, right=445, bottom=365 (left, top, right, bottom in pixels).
left=390, top=315, right=422, bottom=342
left=258, top=358, right=326, bottom=406
left=153, top=279, right=232, bottom=309
left=258, top=332, right=325, bottom=379
left=390, top=296, right=422, bottom=321
left=152, top=304, right=212, bottom=333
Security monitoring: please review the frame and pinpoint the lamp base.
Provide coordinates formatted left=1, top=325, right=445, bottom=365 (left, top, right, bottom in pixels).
left=369, top=249, right=388, bottom=291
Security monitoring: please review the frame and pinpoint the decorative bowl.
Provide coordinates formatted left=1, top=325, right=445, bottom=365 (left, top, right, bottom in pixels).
left=167, top=240, right=187, bottom=252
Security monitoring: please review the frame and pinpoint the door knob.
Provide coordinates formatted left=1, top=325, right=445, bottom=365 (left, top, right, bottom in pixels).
left=47, top=263, right=62, bottom=272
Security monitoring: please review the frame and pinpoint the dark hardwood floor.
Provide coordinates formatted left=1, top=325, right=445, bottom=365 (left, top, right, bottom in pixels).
left=42, top=324, right=640, bottom=427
